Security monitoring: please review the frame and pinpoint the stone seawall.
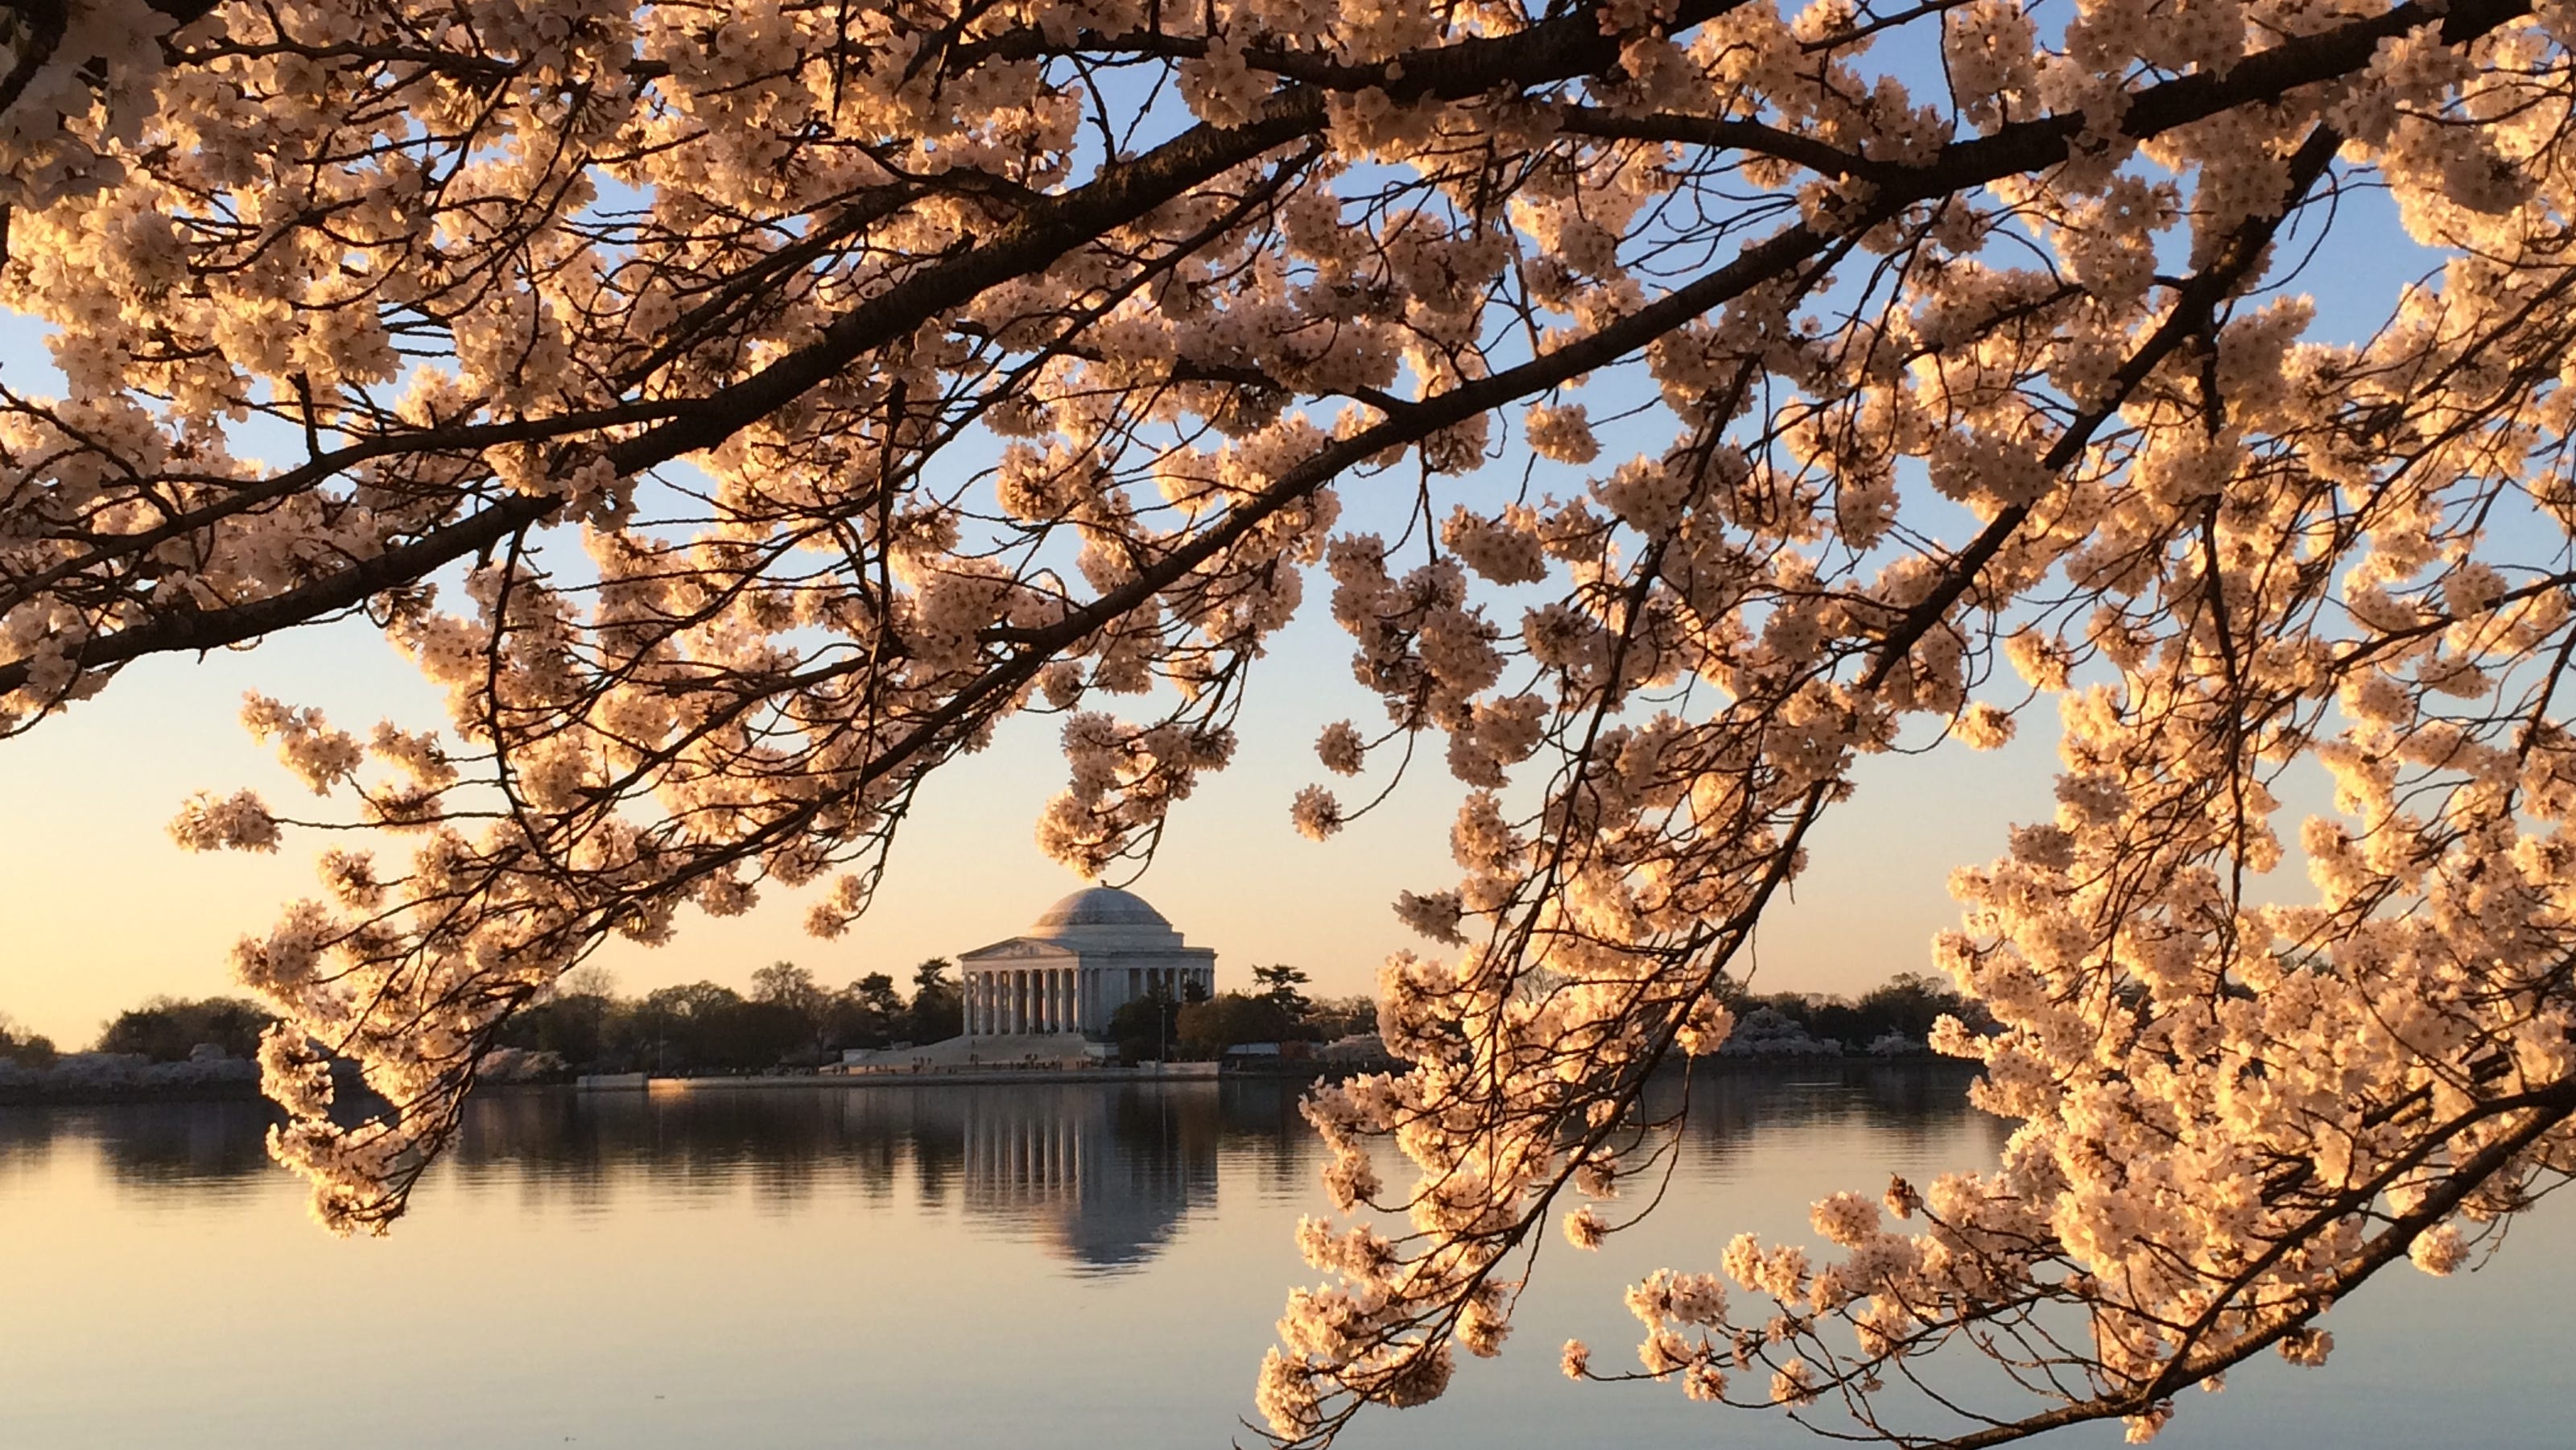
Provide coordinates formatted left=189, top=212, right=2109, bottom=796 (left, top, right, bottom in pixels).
left=626, top=1063, right=1222, bottom=1092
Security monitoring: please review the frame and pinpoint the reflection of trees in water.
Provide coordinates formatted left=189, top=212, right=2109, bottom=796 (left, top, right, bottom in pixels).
left=1212, top=1077, right=1327, bottom=1197
left=0, top=1107, right=73, bottom=1201
left=0, top=1107, right=60, bottom=1183
left=450, top=1086, right=957, bottom=1217
left=0, top=1100, right=281, bottom=1192
left=1637, top=1063, right=2004, bottom=1175
left=0, top=1069, right=1996, bottom=1250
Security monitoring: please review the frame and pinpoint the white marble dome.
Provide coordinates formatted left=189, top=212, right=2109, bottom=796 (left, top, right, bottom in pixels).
left=1030, top=885, right=1171, bottom=932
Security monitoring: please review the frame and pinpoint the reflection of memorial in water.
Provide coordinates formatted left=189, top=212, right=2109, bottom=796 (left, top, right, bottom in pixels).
left=438, top=1080, right=1238, bottom=1269
left=954, top=1084, right=1220, bottom=1272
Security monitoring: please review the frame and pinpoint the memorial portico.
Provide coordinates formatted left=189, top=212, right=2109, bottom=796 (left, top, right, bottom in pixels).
left=958, top=886, right=1216, bottom=1039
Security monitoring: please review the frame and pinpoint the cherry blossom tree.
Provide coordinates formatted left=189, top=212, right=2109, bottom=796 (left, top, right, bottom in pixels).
left=4, top=0, right=2576, bottom=1444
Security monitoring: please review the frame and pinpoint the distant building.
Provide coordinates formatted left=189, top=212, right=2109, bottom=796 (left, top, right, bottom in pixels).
left=958, top=886, right=1216, bottom=1039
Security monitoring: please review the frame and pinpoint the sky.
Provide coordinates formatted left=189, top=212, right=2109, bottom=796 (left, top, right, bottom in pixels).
left=0, top=514, right=2070, bottom=1044
left=0, top=48, right=2454, bottom=1048
left=0, top=246, right=2091, bottom=1048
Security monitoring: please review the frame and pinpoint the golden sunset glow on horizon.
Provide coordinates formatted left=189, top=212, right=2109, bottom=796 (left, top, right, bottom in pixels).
left=0, top=601, right=2054, bottom=1046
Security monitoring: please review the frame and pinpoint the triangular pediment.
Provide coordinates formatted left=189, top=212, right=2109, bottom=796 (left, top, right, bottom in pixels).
left=960, top=936, right=1069, bottom=960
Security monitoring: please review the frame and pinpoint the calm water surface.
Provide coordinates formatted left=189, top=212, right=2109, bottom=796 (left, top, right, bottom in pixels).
left=2, top=1067, right=2566, bottom=1448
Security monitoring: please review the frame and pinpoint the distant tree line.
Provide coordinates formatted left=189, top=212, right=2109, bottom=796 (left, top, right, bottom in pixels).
left=95, top=996, right=274, bottom=1063
left=1100, top=965, right=1379, bottom=1064
left=6, top=994, right=279, bottom=1069
left=1118, top=967, right=1988, bottom=1065
left=6, top=960, right=964, bottom=1079
left=0, top=1012, right=59, bottom=1069
left=1724, top=972, right=1994, bottom=1052
left=10, top=968, right=1979, bottom=1077
left=489, top=960, right=963, bottom=1076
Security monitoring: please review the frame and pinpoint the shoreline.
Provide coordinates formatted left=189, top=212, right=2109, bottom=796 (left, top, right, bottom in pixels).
left=0, top=1053, right=1981, bottom=1109
left=610, top=1064, right=1222, bottom=1092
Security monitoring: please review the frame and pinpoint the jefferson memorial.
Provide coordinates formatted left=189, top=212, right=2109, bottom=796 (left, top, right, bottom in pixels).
left=957, top=886, right=1217, bottom=1039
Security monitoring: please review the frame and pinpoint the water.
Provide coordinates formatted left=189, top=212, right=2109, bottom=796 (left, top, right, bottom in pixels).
left=0, top=1067, right=2565, bottom=1448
